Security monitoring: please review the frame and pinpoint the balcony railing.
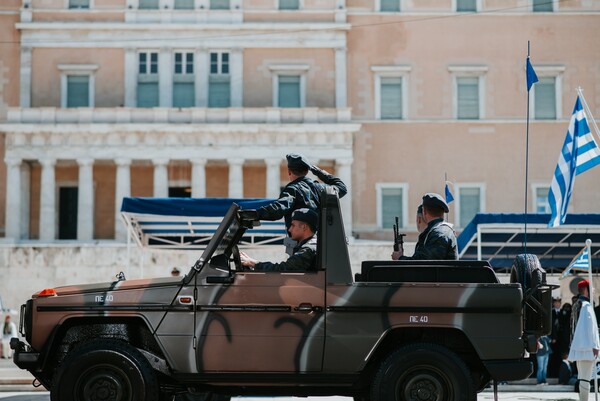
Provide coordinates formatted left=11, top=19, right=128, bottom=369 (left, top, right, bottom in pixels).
left=6, top=107, right=352, bottom=124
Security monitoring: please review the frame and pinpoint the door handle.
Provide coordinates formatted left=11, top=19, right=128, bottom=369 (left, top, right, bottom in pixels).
left=295, top=303, right=323, bottom=313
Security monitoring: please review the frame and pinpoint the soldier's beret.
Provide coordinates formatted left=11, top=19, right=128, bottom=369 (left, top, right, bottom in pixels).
left=291, top=208, right=318, bottom=231
left=417, top=204, right=423, bottom=215
left=286, top=153, right=310, bottom=170
left=422, top=193, right=449, bottom=213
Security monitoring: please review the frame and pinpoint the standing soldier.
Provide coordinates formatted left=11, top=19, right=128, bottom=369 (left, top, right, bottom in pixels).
left=257, top=153, right=347, bottom=254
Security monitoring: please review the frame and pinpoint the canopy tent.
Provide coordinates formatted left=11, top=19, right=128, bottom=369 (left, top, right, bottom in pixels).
left=457, top=213, right=600, bottom=272
left=120, top=197, right=286, bottom=250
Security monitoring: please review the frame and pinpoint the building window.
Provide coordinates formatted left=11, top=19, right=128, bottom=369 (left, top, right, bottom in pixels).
left=138, top=0, right=159, bottom=9
left=372, top=65, right=410, bottom=120
left=379, top=0, right=400, bottom=12
left=137, top=52, right=159, bottom=108
left=173, top=52, right=195, bottom=108
left=456, top=0, right=477, bottom=12
left=58, top=186, right=78, bottom=240
left=69, top=0, right=90, bottom=9
left=456, top=77, right=480, bottom=119
left=278, top=76, right=301, bottom=108
left=279, top=0, right=300, bottom=10
left=209, top=52, right=230, bottom=108
left=269, top=64, right=309, bottom=108
left=534, top=76, right=557, bottom=120
left=456, top=185, right=484, bottom=228
left=533, top=0, right=553, bottom=12
left=533, top=185, right=551, bottom=213
left=174, top=0, right=194, bottom=9
left=58, top=64, right=97, bottom=108
left=210, top=0, right=230, bottom=9
left=376, top=184, right=408, bottom=229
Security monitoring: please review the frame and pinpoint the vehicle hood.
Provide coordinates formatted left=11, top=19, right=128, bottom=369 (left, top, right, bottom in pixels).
left=34, top=276, right=182, bottom=297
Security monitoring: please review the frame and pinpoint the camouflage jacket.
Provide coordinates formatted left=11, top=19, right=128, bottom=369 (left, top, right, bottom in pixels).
left=257, top=167, right=347, bottom=230
left=255, top=235, right=317, bottom=272
left=401, top=218, right=458, bottom=260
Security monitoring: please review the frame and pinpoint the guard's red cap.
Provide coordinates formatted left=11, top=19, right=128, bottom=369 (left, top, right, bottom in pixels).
left=578, top=279, right=590, bottom=290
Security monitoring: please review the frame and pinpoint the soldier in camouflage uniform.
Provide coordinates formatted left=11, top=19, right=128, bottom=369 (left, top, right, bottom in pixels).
left=392, top=193, right=458, bottom=260
left=240, top=208, right=318, bottom=271
left=257, top=153, right=347, bottom=231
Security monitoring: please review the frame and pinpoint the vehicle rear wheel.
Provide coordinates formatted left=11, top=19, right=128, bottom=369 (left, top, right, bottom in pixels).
left=371, top=343, right=475, bottom=401
left=509, top=253, right=543, bottom=292
left=51, top=339, right=159, bottom=401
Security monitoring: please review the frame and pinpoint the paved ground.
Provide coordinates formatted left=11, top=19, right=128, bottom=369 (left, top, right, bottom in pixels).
left=0, top=356, right=584, bottom=400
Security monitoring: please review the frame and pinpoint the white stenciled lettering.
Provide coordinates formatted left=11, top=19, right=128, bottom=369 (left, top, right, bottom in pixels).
left=409, top=315, right=429, bottom=323
left=94, top=295, right=114, bottom=303
left=95, top=295, right=103, bottom=302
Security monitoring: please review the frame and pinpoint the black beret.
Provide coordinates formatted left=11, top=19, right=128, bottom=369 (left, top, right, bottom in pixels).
left=422, top=193, right=449, bottom=213
left=286, top=153, right=310, bottom=170
left=291, top=208, right=318, bottom=231
left=417, top=204, right=423, bottom=215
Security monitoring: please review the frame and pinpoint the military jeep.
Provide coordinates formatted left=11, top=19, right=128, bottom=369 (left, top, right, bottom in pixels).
left=12, top=188, right=552, bottom=401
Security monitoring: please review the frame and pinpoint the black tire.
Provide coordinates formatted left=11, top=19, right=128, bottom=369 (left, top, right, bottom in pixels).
left=371, top=343, right=475, bottom=401
left=51, top=339, right=159, bottom=401
left=509, top=253, right=543, bottom=292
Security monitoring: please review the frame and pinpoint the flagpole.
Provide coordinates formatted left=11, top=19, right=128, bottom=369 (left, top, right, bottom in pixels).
left=577, top=87, right=600, bottom=143
left=586, top=238, right=598, bottom=401
left=524, top=41, right=532, bottom=255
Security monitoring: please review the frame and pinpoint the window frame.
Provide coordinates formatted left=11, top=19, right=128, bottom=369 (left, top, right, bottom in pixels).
left=448, top=65, right=487, bottom=120
left=375, top=0, right=403, bottom=12
left=268, top=64, right=309, bottom=108
left=209, top=0, right=231, bottom=10
left=173, top=51, right=195, bottom=108
left=532, top=183, right=551, bottom=214
left=137, top=50, right=160, bottom=108
left=372, top=65, right=411, bottom=120
left=58, top=64, right=98, bottom=108
left=530, top=65, right=565, bottom=121
left=278, top=0, right=302, bottom=10
left=66, top=0, right=92, bottom=9
left=376, top=183, right=409, bottom=230
left=532, top=0, right=555, bottom=12
left=208, top=51, right=232, bottom=108
left=453, top=0, right=480, bottom=12
left=454, top=183, right=486, bottom=229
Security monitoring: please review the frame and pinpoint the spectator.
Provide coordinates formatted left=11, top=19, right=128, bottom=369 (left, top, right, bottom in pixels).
left=558, top=353, right=577, bottom=385
left=2, top=315, right=17, bottom=359
left=536, top=335, right=552, bottom=385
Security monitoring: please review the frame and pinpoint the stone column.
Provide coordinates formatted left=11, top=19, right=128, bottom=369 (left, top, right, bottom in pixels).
left=335, top=158, right=353, bottom=237
left=228, top=158, right=244, bottom=198
left=265, top=158, right=281, bottom=198
left=124, top=48, right=137, bottom=107
left=114, top=158, right=131, bottom=241
left=77, top=158, right=94, bottom=241
left=230, top=48, right=243, bottom=107
left=20, top=46, right=32, bottom=107
left=159, top=48, right=173, bottom=107
left=153, top=159, right=169, bottom=198
left=4, top=157, right=22, bottom=240
left=191, top=159, right=207, bottom=198
left=195, top=48, right=209, bottom=107
left=335, top=47, right=348, bottom=108
left=20, top=162, right=31, bottom=239
left=39, top=158, right=56, bottom=241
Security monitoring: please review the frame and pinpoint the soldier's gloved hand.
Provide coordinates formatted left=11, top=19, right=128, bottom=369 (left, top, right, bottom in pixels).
left=310, top=165, right=324, bottom=175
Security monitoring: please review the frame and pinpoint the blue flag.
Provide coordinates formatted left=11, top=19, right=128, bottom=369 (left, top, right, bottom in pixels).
left=445, top=182, right=454, bottom=204
left=548, top=97, right=600, bottom=227
left=526, top=58, right=538, bottom=92
left=561, top=246, right=590, bottom=279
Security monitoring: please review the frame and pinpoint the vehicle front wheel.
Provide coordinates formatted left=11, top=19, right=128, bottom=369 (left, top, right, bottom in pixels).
left=371, top=343, right=475, bottom=401
left=51, top=339, right=159, bottom=401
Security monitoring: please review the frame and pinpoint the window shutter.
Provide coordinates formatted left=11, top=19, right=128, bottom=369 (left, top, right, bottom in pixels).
left=173, top=82, right=195, bottom=108
left=67, top=76, right=90, bottom=108
left=210, top=0, right=230, bottom=9
left=174, top=0, right=194, bottom=9
left=137, top=82, right=159, bottom=108
left=535, top=77, right=556, bottom=120
left=279, top=0, right=299, bottom=10
left=209, top=76, right=231, bottom=108
left=139, top=0, right=159, bottom=9
left=69, top=0, right=89, bottom=9
left=456, top=0, right=476, bottom=12
left=381, top=187, right=403, bottom=229
left=380, top=77, right=402, bottom=119
left=533, top=0, right=553, bottom=12
left=459, top=188, right=480, bottom=228
left=380, top=0, right=399, bottom=12
left=457, top=77, right=479, bottom=119
left=278, top=76, right=301, bottom=108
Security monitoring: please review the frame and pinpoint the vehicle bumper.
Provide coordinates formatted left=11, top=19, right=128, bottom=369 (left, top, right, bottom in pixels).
left=10, top=338, right=41, bottom=370
left=483, top=359, right=533, bottom=381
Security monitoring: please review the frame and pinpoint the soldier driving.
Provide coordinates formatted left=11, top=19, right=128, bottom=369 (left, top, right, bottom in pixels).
left=391, top=193, right=458, bottom=260
left=257, top=153, right=347, bottom=255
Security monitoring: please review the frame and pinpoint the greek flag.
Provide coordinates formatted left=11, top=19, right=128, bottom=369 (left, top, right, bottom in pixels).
left=548, top=96, right=600, bottom=227
left=561, top=246, right=590, bottom=279
left=445, top=182, right=454, bottom=204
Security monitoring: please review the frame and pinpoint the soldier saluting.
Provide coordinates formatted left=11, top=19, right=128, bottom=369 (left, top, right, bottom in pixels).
left=257, top=153, right=347, bottom=254
left=392, top=193, right=458, bottom=261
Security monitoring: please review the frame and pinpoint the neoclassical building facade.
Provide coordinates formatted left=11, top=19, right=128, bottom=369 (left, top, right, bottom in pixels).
left=1, top=0, right=600, bottom=246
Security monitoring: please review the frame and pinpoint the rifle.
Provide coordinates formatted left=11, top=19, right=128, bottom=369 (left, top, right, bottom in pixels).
left=393, top=217, right=406, bottom=253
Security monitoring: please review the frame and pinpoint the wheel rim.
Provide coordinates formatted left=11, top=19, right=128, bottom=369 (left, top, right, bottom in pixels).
left=397, top=368, right=449, bottom=401
left=76, top=364, right=133, bottom=401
